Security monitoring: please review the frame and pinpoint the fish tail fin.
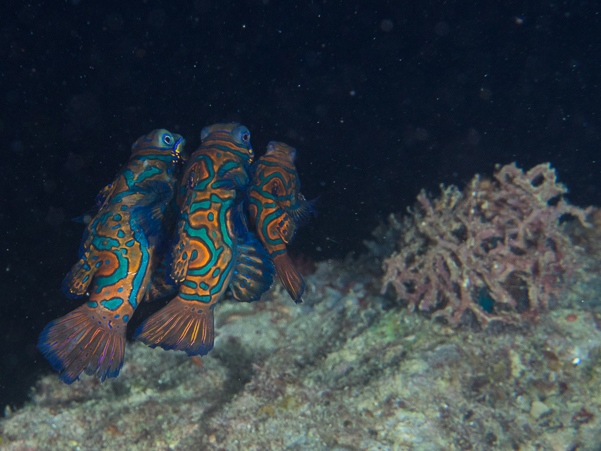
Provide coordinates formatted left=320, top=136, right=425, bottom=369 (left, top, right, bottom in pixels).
left=37, top=305, right=125, bottom=384
left=134, top=296, right=214, bottom=356
left=273, top=253, right=305, bottom=304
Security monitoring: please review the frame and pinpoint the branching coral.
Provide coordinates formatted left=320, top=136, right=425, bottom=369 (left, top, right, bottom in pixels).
left=381, top=163, right=592, bottom=326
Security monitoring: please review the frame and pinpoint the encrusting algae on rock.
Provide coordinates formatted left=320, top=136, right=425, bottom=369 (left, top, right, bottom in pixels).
left=3, top=255, right=601, bottom=450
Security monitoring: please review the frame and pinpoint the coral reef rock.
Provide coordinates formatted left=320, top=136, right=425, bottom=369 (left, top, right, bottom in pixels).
left=2, top=257, right=601, bottom=450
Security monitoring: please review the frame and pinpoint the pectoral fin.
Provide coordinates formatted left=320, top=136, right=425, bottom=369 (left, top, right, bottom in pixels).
left=230, top=234, right=275, bottom=302
left=170, top=235, right=191, bottom=283
left=130, top=180, right=173, bottom=239
left=62, top=250, right=97, bottom=298
left=95, top=183, right=116, bottom=209
left=275, top=212, right=296, bottom=245
left=214, top=164, right=249, bottom=190
left=288, top=195, right=317, bottom=227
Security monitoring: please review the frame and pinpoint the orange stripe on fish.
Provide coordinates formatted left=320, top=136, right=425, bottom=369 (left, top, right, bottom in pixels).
left=247, top=141, right=315, bottom=303
left=135, top=123, right=273, bottom=357
left=38, top=129, right=185, bottom=384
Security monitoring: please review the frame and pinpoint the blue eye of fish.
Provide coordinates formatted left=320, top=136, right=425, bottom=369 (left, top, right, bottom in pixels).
left=232, top=126, right=251, bottom=146
left=162, top=134, right=173, bottom=145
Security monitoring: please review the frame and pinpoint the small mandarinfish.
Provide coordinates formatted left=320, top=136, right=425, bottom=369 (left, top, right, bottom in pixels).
left=135, top=123, right=274, bottom=357
left=247, top=141, right=315, bottom=303
left=38, top=129, right=185, bottom=384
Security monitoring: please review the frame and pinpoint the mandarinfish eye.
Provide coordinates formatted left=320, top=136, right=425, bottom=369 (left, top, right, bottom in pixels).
left=232, top=126, right=251, bottom=146
left=163, top=134, right=173, bottom=145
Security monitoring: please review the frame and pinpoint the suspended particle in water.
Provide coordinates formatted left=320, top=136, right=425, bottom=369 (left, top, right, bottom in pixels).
left=380, top=19, right=393, bottom=32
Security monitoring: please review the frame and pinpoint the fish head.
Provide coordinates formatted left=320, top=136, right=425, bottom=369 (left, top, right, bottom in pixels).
left=132, top=129, right=186, bottom=164
left=263, top=141, right=301, bottom=203
left=266, top=141, right=297, bottom=163
left=200, top=122, right=254, bottom=165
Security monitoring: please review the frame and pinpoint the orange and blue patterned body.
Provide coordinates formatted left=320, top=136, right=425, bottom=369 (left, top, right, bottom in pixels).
left=38, top=129, right=185, bottom=384
left=135, top=123, right=269, bottom=356
left=247, top=142, right=314, bottom=303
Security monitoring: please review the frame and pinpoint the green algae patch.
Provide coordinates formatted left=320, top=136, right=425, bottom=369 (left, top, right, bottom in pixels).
left=371, top=310, right=405, bottom=343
